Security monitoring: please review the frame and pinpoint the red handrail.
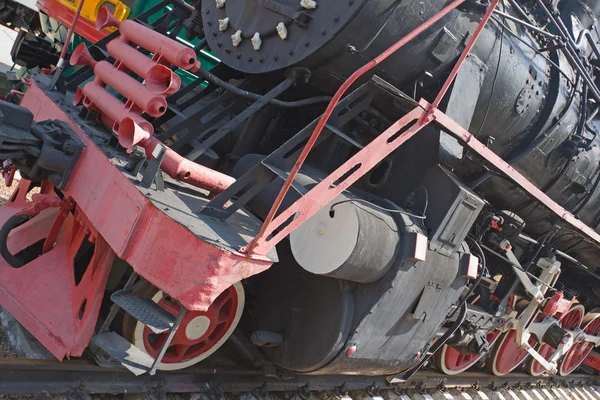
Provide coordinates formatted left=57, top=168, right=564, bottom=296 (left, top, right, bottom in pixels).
left=245, top=0, right=470, bottom=254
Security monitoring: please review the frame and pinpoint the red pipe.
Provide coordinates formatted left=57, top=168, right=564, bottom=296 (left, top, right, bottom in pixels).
left=95, top=61, right=167, bottom=117
left=70, top=44, right=167, bottom=117
left=76, top=83, right=154, bottom=143
left=246, top=0, right=468, bottom=253
left=117, top=115, right=150, bottom=148
left=107, top=40, right=181, bottom=95
left=96, top=7, right=197, bottom=70
left=121, top=119, right=234, bottom=193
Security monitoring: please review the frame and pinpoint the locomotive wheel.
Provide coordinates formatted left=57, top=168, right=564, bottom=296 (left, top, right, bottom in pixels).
left=433, top=330, right=501, bottom=375
left=122, top=281, right=245, bottom=371
left=487, top=329, right=537, bottom=376
left=558, top=309, right=600, bottom=376
left=525, top=304, right=585, bottom=376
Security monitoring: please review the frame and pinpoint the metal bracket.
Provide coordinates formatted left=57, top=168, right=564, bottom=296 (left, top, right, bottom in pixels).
left=413, top=281, right=444, bottom=322
left=263, top=1, right=311, bottom=26
left=140, top=144, right=166, bottom=191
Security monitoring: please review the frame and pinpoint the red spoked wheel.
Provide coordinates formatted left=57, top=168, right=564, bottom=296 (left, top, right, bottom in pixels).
left=434, top=330, right=501, bottom=375
left=558, top=309, right=600, bottom=376
left=488, top=328, right=538, bottom=376
left=123, top=282, right=245, bottom=371
left=526, top=304, right=585, bottom=376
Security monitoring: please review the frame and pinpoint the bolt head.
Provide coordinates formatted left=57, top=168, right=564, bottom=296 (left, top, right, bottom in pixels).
left=347, top=345, right=357, bottom=355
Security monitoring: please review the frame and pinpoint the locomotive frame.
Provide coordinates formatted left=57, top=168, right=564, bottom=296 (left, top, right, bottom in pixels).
left=1, top=0, right=600, bottom=382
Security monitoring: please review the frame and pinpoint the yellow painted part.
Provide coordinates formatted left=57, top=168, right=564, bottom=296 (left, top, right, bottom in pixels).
left=55, top=0, right=130, bottom=32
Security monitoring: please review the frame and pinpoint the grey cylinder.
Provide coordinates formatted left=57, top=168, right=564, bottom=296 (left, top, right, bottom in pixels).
left=290, top=196, right=401, bottom=283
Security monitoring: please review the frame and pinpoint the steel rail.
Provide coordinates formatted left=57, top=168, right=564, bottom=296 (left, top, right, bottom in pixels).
left=0, top=358, right=598, bottom=395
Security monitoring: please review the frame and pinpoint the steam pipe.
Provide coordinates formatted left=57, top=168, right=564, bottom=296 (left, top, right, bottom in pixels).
left=107, top=40, right=181, bottom=95
left=94, top=61, right=167, bottom=117
left=195, top=66, right=332, bottom=108
left=124, top=123, right=235, bottom=193
left=70, top=44, right=168, bottom=117
left=96, top=7, right=198, bottom=71
left=575, top=29, right=600, bottom=60
left=75, top=83, right=154, bottom=144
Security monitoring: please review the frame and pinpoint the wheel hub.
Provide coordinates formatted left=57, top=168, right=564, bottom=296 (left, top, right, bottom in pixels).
left=185, top=315, right=212, bottom=341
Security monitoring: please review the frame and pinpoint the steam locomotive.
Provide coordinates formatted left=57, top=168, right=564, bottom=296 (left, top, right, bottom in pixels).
left=1, top=0, right=600, bottom=380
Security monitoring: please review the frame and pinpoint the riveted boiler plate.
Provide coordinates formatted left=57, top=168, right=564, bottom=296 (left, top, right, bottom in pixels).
left=202, top=0, right=368, bottom=74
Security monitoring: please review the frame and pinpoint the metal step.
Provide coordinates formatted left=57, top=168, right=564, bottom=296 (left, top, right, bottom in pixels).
left=90, top=332, right=153, bottom=376
left=110, top=289, right=176, bottom=334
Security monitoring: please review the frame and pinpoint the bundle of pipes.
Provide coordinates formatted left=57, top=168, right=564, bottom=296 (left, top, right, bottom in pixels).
left=70, top=8, right=234, bottom=193
left=70, top=43, right=167, bottom=141
left=96, top=6, right=200, bottom=72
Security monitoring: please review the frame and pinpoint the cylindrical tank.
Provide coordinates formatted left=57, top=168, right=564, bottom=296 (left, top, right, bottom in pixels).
left=290, top=195, right=401, bottom=283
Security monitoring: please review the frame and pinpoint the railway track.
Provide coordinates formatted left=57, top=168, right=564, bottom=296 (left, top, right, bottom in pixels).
left=0, top=358, right=598, bottom=400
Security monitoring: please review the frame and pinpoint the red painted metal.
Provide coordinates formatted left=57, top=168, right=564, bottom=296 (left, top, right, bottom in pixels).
left=0, top=82, right=266, bottom=360
left=96, top=7, right=197, bottom=71
left=560, top=314, right=600, bottom=375
left=107, top=40, right=181, bottom=95
left=70, top=12, right=230, bottom=193
left=432, top=108, right=600, bottom=246
left=138, top=133, right=236, bottom=193
left=542, top=292, right=572, bottom=317
left=71, top=44, right=167, bottom=117
left=490, top=329, right=535, bottom=375
left=75, top=83, right=154, bottom=137
left=0, top=178, right=115, bottom=360
left=17, top=84, right=270, bottom=362
left=585, top=351, right=600, bottom=371
left=117, top=116, right=151, bottom=149
left=441, top=330, right=501, bottom=374
left=246, top=0, right=468, bottom=254
left=141, top=285, right=239, bottom=364
left=2, top=162, right=16, bottom=187
left=249, top=106, right=431, bottom=255
left=15, top=194, right=65, bottom=218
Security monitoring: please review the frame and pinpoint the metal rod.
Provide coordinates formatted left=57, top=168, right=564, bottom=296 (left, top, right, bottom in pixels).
left=186, top=75, right=296, bottom=160
left=575, top=29, right=600, bottom=60
left=49, top=0, right=86, bottom=90
left=56, top=0, right=85, bottom=68
left=517, top=233, right=600, bottom=281
left=149, top=306, right=186, bottom=375
left=533, top=0, right=600, bottom=103
left=432, top=0, right=500, bottom=109
left=507, top=0, right=535, bottom=25
left=195, top=67, right=331, bottom=108
left=493, top=9, right=558, bottom=39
